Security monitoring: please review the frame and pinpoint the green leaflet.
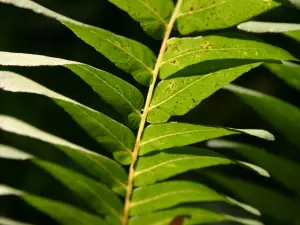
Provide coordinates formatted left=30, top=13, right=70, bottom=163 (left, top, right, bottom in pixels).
left=208, top=139, right=300, bottom=195
left=176, top=0, right=281, bottom=35
left=130, top=180, right=225, bottom=216
left=285, top=30, right=300, bottom=42
left=139, top=122, right=274, bottom=155
left=238, top=21, right=300, bottom=33
left=34, top=160, right=123, bottom=225
left=0, top=51, right=144, bottom=127
left=239, top=161, right=270, bottom=178
left=0, top=217, right=33, bottom=225
left=0, top=115, right=128, bottom=195
left=265, top=62, right=300, bottom=92
left=134, top=146, right=268, bottom=187
left=225, top=84, right=300, bottom=149
left=62, top=21, right=156, bottom=85
left=159, top=34, right=296, bottom=79
left=0, top=0, right=156, bottom=85
left=205, top=172, right=300, bottom=221
left=148, top=63, right=260, bottom=123
left=0, top=185, right=109, bottom=225
left=129, top=207, right=228, bottom=225
left=134, top=147, right=232, bottom=186
left=0, top=71, right=135, bottom=164
left=107, top=0, right=174, bottom=39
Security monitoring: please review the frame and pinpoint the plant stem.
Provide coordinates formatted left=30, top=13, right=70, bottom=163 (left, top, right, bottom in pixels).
left=122, top=0, right=183, bottom=224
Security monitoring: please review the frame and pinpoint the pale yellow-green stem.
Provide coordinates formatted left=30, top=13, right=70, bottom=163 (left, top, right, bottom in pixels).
left=122, top=1, right=184, bottom=224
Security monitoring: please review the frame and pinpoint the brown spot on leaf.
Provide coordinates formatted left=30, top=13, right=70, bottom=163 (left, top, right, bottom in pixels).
left=170, top=215, right=185, bottom=225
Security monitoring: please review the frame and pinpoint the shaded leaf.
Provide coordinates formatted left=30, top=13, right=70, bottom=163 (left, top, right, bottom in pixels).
left=0, top=115, right=128, bottom=195
left=107, top=0, right=174, bottom=39
left=176, top=0, right=281, bottom=35
left=0, top=52, right=144, bottom=125
left=134, top=147, right=231, bottom=186
left=130, top=180, right=225, bottom=216
left=139, top=122, right=274, bottom=155
left=238, top=21, right=300, bottom=33
left=225, top=84, right=300, bottom=149
left=287, top=0, right=300, bottom=9
left=208, top=139, right=300, bottom=195
left=0, top=146, right=125, bottom=223
left=34, top=160, right=123, bottom=225
left=0, top=0, right=156, bottom=85
left=238, top=161, right=270, bottom=178
left=159, top=34, right=296, bottom=79
left=148, top=63, right=260, bottom=123
left=204, top=172, right=300, bottom=221
left=225, top=197, right=261, bottom=217
left=129, top=207, right=228, bottom=225
left=0, top=185, right=109, bottom=225
left=0, top=71, right=135, bottom=164
left=265, top=62, right=300, bottom=92
left=285, top=30, right=300, bottom=42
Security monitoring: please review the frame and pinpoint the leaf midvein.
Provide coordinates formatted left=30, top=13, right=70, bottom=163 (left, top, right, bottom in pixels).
left=77, top=65, right=139, bottom=113
left=74, top=105, right=132, bottom=153
left=140, top=128, right=216, bottom=146
left=160, top=47, right=261, bottom=67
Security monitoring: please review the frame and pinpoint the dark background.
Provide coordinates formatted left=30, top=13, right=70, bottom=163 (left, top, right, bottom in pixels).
left=0, top=0, right=300, bottom=224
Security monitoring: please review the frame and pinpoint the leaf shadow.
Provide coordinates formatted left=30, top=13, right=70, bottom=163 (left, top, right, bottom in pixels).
left=166, top=59, right=281, bottom=80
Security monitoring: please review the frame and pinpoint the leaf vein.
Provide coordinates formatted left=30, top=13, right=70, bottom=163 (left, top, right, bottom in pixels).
left=88, top=29, right=153, bottom=73
left=84, top=154, right=127, bottom=189
left=160, top=48, right=261, bottom=67
left=134, top=156, right=216, bottom=177
left=149, top=74, right=211, bottom=110
left=57, top=168, right=122, bottom=220
left=131, top=190, right=202, bottom=208
left=76, top=65, right=139, bottom=113
left=74, top=105, right=132, bottom=153
left=137, top=0, right=168, bottom=26
left=140, top=128, right=216, bottom=146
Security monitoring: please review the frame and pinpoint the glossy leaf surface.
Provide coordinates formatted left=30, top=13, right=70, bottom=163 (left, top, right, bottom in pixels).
left=148, top=63, right=260, bottom=123
left=130, top=180, right=225, bottom=215
left=134, top=147, right=231, bottom=186
left=176, top=0, right=280, bottom=35
left=140, top=122, right=274, bottom=155
left=160, top=35, right=295, bottom=79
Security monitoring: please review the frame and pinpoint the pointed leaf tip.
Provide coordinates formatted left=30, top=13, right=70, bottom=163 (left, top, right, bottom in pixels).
left=0, top=145, right=33, bottom=160
left=233, top=129, right=275, bottom=141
